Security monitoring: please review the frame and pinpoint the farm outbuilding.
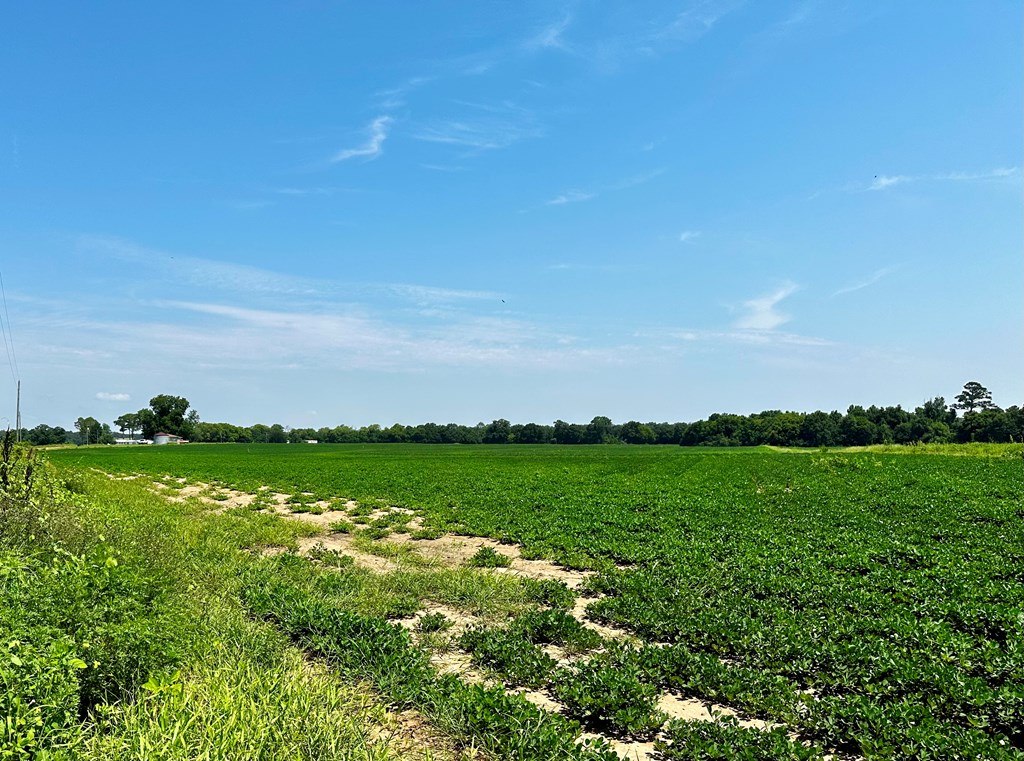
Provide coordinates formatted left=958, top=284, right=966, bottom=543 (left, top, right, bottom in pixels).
left=153, top=432, right=185, bottom=445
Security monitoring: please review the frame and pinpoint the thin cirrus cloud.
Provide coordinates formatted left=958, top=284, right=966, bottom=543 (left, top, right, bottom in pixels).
left=733, top=282, right=798, bottom=331
left=78, top=235, right=324, bottom=297
left=546, top=190, right=595, bottom=206
left=526, top=1, right=740, bottom=69
left=658, top=0, right=745, bottom=41
left=125, top=301, right=622, bottom=372
left=78, top=235, right=500, bottom=307
left=868, top=166, right=1019, bottom=191
left=673, top=329, right=832, bottom=348
left=414, top=102, right=542, bottom=153
left=330, top=116, right=393, bottom=163
left=524, top=13, right=574, bottom=52
left=544, top=168, right=665, bottom=207
left=833, top=266, right=897, bottom=297
left=678, top=230, right=701, bottom=243
left=96, top=392, right=130, bottom=401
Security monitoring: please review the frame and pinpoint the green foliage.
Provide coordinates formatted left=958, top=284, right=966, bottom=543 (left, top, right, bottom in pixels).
left=459, top=626, right=556, bottom=687
left=356, top=526, right=390, bottom=541
left=306, top=543, right=355, bottom=568
left=553, top=655, right=664, bottom=736
left=410, top=527, right=444, bottom=540
left=47, top=444, right=1024, bottom=757
left=511, top=609, right=602, bottom=651
left=242, top=570, right=618, bottom=760
left=466, top=546, right=512, bottom=568
left=521, top=578, right=577, bottom=609
left=658, top=719, right=827, bottom=760
left=416, top=612, right=452, bottom=633
left=0, top=633, right=85, bottom=759
left=328, top=519, right=355, bottom=534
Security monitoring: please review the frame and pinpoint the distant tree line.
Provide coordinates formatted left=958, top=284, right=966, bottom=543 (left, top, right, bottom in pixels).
left=15, top=382, right=1024, bottom=447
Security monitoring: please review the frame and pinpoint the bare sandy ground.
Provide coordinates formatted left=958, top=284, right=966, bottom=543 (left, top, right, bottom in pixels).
left=139, top=475, right=835, bottom=761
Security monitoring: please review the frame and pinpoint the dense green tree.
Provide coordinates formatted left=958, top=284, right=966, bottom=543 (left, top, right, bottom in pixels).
left=584, top=416, right=615, bottom=444
left=380, top=423, right=409, bottom=443
left=73, top=416, right=107, bottom=445
left=800, top=411, right=841, bottom=447
left=839, top=415, right=878, bottom=446
left=619, top=421, right=656, bottom=444
left=148, top=394, right=193, bottom=437
left=956, top=408, right=1015, bottom=443
left=113, top=412, right=141, bottom=439
left=552, top=420, right=585, bottom=444
left=954, top=382, right=996, bottom=414
left=514, top=422, right=550, bottom=444
left=25, top=424, right=68, bottom=446
left=192, top=422, right=247, bottom=442
left=135, top=409, right=157, bottom=438
left=409, top=423, right=442, bottom=443
left=483, top=419, right=512, bottom=444
left=916, top=397, right=955, bottom=425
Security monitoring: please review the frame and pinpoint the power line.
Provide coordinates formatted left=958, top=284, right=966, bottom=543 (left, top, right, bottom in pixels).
left=0, top=271, right=19, bottom=382
left=0, top=271, right=16, bottom=385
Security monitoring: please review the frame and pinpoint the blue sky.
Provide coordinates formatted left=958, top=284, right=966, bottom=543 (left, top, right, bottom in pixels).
left=1, top=1, right=1021, bottom=429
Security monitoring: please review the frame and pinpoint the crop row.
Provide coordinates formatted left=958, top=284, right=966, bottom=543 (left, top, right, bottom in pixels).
left=52, top=444, right=1024, bottom=756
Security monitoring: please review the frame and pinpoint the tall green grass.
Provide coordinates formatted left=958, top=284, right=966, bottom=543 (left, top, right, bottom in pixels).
left=0, top=443, right=453, bottom=761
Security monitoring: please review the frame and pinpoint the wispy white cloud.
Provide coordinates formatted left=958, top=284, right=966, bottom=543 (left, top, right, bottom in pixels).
left=608, top=168, right=666, bottom=191
left=269, top=186, right=355, bottom=196
left=937, top=167, right=1019, bottom=181
left=373, top=76, right=433, bottom=109
left=522, top=2, right=742, bottom=71
left=331, top=116, right=393, bottom=163
left=80, top=235, right=507, bottom=309
left=415, top=120, right=536, bottom=151
left=545, top=262, right=630, bottom=273
left=546, top=190, right=595, bottom=206
left=78, top=235, right=324, bottom=297
left=419, top=163, right=466, bottom=173
left=78, top=300, right=624, bottom=373
left=382, top=284, right=501, bottom=305
left=868, top=175, right=908, bottom=191
left=525, top=14, right=574, bottom=52
left=96, top=391, right=130, bottom=401
left=673, top=328, right=832, bottom=347
left=867, top=166, right=1019, bottom=191
left=733, top=282, right=798, bottom=331
left=658, top=0, right=746, bottom=41
left=832, top=266, right=897, bottom=297
left=414, top=102, right=541, bottom=153
left=544, top=168, right=665, bottom=207
left=678, top=230, right=701, bottom=243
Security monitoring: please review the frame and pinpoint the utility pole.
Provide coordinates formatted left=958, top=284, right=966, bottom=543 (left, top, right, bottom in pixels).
left=15, top=380, right=20, bottom=442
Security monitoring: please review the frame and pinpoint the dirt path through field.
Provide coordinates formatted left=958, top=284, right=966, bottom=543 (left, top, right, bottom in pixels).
left=143, top=475, right=824, bottom=761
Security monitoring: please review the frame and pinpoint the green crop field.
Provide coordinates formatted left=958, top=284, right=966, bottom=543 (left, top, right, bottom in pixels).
left=21, top=444, right=1024, bottom=759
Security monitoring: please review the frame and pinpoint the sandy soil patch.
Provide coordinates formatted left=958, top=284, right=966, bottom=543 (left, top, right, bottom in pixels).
left=297, top=535, right=399, bottom=573
left=396, top=604, right=481, bottom=637
left=147, top=478, right=817, bottom=760
left=378, top=708, right=485, bottom=760
left=657, top=692, right=773, bottom=730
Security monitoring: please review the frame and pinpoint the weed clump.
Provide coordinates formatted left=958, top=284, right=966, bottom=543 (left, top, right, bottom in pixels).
left=466, top=546, right=512, bottom=568
left=416, top=612, right=452, bottom=633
